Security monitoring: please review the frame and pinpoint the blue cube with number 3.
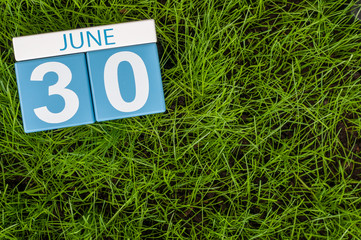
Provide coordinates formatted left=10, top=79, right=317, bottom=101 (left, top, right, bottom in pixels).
left=15, top=54, right=95, bottom=133
left=86, top=43, right=165, bottom=122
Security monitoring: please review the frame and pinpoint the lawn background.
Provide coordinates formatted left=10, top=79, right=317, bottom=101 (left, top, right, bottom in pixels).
left=2, top=0, right=361, bottom=239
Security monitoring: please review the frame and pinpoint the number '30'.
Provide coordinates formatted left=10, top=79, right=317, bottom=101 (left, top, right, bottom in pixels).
left=30, top=51, right=150, bottom=124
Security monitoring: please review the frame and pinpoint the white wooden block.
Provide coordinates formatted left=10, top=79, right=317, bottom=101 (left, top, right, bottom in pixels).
left=13, top=19, right=157, bottom=61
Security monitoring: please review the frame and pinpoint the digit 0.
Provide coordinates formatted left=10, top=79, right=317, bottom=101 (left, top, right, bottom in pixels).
left=103, top=51, right=149, bottom=112
left=30, top=62, right=79, bottom=123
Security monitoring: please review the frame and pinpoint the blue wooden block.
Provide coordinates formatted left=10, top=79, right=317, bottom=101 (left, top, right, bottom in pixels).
left=15, top=54, right=95, bottom=133
left=86, top=43, right=166, bottom=122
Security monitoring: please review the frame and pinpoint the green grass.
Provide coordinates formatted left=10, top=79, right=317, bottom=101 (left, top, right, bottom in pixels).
left=2, top=0, right=361, bottom=239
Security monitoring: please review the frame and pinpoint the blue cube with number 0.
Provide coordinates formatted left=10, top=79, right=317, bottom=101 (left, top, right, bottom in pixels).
left=15, top=54, right=95, bottom=133
left=86, top=43, right=166, bottom=122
